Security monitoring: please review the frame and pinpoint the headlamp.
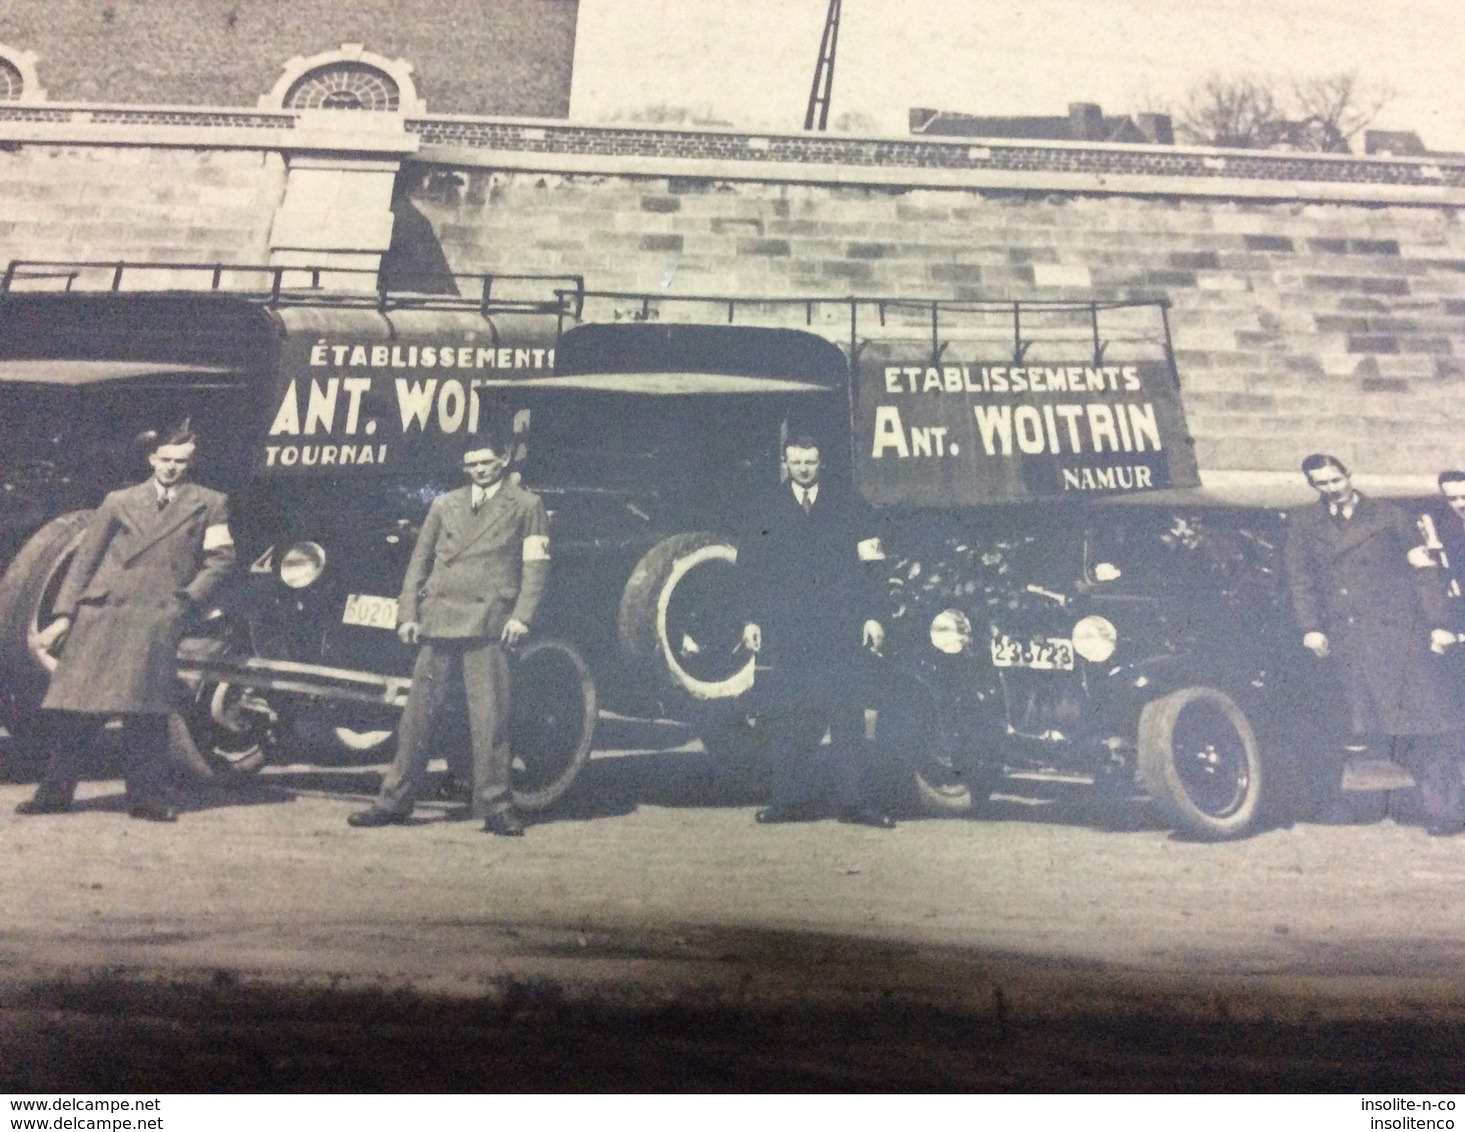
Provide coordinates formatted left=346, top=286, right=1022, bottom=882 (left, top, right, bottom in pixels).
left=279, top=541, right=327, bottom=589
left=1071, top=614, right=1117, bottom=663
left=929, top=609, right=973, bottom=655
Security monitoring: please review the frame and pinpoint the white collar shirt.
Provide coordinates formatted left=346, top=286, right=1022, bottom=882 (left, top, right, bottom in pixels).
left=471, top=481, right=503, bottom=511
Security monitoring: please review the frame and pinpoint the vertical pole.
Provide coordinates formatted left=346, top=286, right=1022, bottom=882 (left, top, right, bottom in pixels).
left=804, top=0, right=842, bottom=131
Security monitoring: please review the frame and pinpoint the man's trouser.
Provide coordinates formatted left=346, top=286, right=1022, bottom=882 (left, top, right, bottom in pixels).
left=376, top=637, right=514, bottom=819
left=31, top=711, right=173, bottom=810
left=1396, top=733, right=1465, bottom=827
left=760, top=648, right=872, bottom=813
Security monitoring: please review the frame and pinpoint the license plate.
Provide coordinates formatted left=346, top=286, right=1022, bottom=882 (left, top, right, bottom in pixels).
left=990, top=631, right=1075, bottom=670
left=342, top=593, right=399, bottom=630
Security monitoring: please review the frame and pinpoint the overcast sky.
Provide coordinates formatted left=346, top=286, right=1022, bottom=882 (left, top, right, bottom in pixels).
left=572, top=0, right=1465, bottom=149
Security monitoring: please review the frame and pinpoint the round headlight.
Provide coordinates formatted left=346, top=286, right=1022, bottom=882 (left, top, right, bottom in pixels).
left=279, top=541, right=327, bottom=589
left=1071, top=614, right=1117, bottom=663
left=929, top=609, right=973, bottom=655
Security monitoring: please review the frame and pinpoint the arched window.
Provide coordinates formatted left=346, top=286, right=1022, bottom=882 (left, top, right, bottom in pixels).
left=262, top=45, right=423, bottom=114
left=285, top=62, right=399, bottom=112
left=0, top=45, right=45, bottom=102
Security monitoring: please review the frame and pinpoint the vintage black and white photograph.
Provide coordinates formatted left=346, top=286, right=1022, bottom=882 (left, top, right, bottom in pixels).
left=1, top=0, right=1464, bottom=1094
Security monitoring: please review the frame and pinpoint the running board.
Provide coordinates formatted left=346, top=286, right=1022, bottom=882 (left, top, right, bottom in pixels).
left=177, top=656, right=412, bottom=709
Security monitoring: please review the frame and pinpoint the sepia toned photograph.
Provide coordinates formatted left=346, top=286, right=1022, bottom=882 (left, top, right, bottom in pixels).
left=2, top=0, right=1465, bottom=1094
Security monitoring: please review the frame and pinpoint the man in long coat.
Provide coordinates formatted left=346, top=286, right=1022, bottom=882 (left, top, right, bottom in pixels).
left=17, top=425, right=235, bottom=822
left=348, top=435, right=549, bottom=836
left=1284, top=453, right=1463, bottom=834
left=739, top=431, right=893, bottom=828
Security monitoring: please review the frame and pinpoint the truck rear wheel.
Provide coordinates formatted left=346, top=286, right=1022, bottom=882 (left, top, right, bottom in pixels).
left=618, top=532, right=754, bottom=703
left=0, top=512, right=92, bottom=773
left=510, top=638, right=597, bottom=812
left=1137, top=686, right=1264, bottom=839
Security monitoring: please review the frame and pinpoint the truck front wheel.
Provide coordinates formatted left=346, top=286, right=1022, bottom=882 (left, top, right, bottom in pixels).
left=509, top=638, right=597, bottom=812
left=1137, top=686, right=1264, bottom=839
left=877, top=668, right=996, bottom=817
left=185, top=680, right=279, bottom=779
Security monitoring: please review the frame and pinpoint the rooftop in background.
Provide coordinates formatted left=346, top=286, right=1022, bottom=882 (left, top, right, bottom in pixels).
left=910, top=102, right=1175, bottom=146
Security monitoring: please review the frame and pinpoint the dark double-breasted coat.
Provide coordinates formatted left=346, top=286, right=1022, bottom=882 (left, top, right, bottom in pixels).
left=738, top=477, right=885, bottom=689
left=737, top=476, right=888, bottom=811
left=1283, top=494, right=1458, bottom=736
left=43, top=480, right=235, bottom=715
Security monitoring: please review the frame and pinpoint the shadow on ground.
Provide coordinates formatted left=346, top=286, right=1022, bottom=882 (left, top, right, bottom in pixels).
left=4, top=929, right=1464, bottom=1092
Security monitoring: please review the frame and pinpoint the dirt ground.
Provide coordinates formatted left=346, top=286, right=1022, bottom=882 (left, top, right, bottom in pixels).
left=4, top=719, right=1465, bottom=1090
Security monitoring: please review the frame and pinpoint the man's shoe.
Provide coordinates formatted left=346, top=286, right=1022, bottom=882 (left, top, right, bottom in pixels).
left=483, top=809, right=526, bottom=837
left=755, top=804, right=815, bottom=825
left=839, top=805, right=896, bottom=830
left=435, top=774, right=471, bottom=803
left=15, top=797, right=69, bottom=816
left=1426, top=819, right=1464, bottom=838
left=347, top=807, right=409, bottom=828
left=128, top=803, right=178, bottom=823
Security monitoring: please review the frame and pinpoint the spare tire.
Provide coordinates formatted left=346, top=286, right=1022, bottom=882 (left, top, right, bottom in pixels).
left=617, top=532, right=754, bottom=703
left=0, top=512, right=93, bottom=770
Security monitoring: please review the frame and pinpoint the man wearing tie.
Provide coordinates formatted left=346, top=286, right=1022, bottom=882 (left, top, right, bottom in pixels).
left=349, top=432, right=550, bottom=836
left=17, top=423, right=236, bottom=822
left=1283, top=453, right=1463, bottom=834
left=739, top=431, right=894, bottom=828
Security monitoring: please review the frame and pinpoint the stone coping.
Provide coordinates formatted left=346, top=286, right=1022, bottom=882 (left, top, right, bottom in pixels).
left=1, top=101, right=1464, bottom=201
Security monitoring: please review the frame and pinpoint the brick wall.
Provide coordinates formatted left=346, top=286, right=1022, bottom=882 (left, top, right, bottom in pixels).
left=404, top=167, right=1465, bottom=477
left=0, top=146, right=284, bottom=267
left=0, top=0, right=577, bottom=117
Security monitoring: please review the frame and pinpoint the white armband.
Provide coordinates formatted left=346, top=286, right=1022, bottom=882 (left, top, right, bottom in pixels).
left=523, top=534, right=551, bottom=562
left=857, top=536, right=885, bottom=562
left=203, top=523, right=234, bottom=551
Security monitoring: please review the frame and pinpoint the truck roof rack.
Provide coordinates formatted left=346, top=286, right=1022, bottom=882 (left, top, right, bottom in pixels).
left=1, top=260, right=1176, bottom=370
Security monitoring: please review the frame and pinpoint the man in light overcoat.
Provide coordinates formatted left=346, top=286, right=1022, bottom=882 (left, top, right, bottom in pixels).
left=1283, top=453, right=1463, bottom=835
left=17, top=424, right=236, bottom=822
left=349, top=434, right=549, bottom=836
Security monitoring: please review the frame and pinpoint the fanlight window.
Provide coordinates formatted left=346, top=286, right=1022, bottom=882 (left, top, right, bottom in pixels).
left=283, top=63, right=400, bottom=112
left=0, top=58, right=24, bottom=101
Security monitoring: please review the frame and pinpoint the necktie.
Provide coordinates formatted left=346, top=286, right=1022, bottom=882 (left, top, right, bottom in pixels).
left=800, top=489, right=812, bottom=514
left=157, top=491, right=171, bottom=511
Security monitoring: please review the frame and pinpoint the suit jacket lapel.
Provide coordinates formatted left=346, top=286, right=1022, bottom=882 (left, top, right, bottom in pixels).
left=1318, top=497, right=1387, bottom=559
left=118, top=482, right=205, bottom=565
left=440, top=485, right=513, bottom=562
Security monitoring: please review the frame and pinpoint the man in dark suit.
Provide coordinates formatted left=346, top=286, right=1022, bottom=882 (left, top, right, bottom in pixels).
left=349, top=434, right=549, bottom=836
left=739, top=432, right=893, bottom=828
left=18, top=423, right=236, bottom=822
left=1284, top=453, right=1463, bottom=835
left=1424, top=470, right=1465, bottom=607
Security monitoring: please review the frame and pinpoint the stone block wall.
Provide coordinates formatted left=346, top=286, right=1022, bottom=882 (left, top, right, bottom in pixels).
left=405, top=168, right=1465, bottom=477
left=0, top=146, right=284, bottom=273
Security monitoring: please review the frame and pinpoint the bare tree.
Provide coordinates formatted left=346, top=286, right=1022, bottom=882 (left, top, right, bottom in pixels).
left=1289, top=73, right=1393, bottom=153
left=1175, top=71, right=1393, bottom=153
